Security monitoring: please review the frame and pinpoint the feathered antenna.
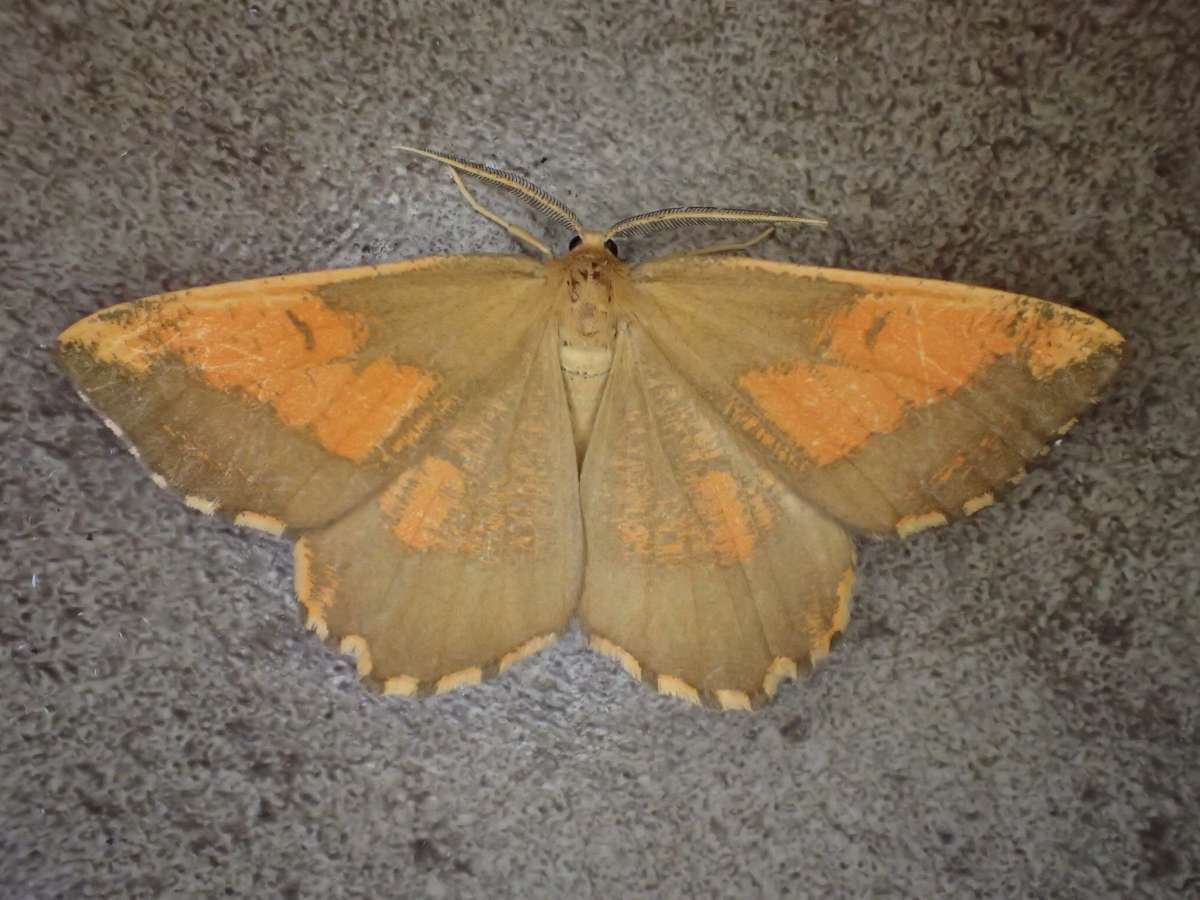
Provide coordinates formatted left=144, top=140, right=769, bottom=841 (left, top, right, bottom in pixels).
left=605, top=206, right=826, bottom=241
left=396, top=145, right=584, bottom=237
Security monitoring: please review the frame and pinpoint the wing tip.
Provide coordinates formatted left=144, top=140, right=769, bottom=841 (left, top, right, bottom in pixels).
left=890, top=386, right=1116, bottom=541
left=65, top=379, right=305, bottom=539
left=56, top=311, right=101, bottom=349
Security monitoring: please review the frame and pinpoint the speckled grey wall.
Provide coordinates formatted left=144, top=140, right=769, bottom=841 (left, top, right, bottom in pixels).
left=2, top=1, right=1197, bottom=897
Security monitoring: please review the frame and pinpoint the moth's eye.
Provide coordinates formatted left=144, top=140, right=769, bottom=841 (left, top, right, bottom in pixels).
left=568, top=236, right=582, bottom=250
left=604, top=239, right=619, bottom=258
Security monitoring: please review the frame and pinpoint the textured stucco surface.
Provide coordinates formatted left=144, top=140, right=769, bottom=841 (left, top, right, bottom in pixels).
left=2, top=1, right=1198, bottom=897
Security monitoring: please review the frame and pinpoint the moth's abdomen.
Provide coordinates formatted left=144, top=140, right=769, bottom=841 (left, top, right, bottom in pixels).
left=560, top=340, right=613, bottom=467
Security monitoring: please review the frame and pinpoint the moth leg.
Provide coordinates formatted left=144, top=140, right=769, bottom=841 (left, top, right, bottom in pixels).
left=656, top=226, right=778, bottom=263
left=450, top=170, right=553, bottom=259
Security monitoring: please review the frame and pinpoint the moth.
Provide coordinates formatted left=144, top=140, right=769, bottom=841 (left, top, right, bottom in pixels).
left=57, top=147, right=1123, bottom=710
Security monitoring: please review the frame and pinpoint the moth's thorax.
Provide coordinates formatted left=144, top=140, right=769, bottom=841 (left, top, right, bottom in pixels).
left=554, top=245, right=624, bottom=343
left=551, top=243, right=626, bottom=467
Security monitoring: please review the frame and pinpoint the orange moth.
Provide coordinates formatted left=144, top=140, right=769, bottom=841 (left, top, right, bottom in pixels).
left=57, top=147, right=1123, bottom=709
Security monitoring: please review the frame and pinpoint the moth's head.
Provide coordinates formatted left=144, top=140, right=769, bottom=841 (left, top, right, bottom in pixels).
left=559, top=230, right=623, bottom=288
left=566, top=229, right=620, bottom=261
left=557, top=228, right=626, bottom=291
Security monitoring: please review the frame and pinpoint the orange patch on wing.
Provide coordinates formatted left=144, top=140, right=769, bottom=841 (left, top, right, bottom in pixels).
left=691, top=470, right=758, bottom=563
left=380, top=456, right=467, bottom=550
left=614, top=467, right=775, bottom=566
left=296, top=358, right=437, bottom=463
left=388, top=408, right=436, bottom=453
left=94, top=294, right=365, bottom=378
left=740, top=363, right=899, bottom=464
left=72, top=293, right=437, bottom=463
left=739, top=293, right=1116, bottom=465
